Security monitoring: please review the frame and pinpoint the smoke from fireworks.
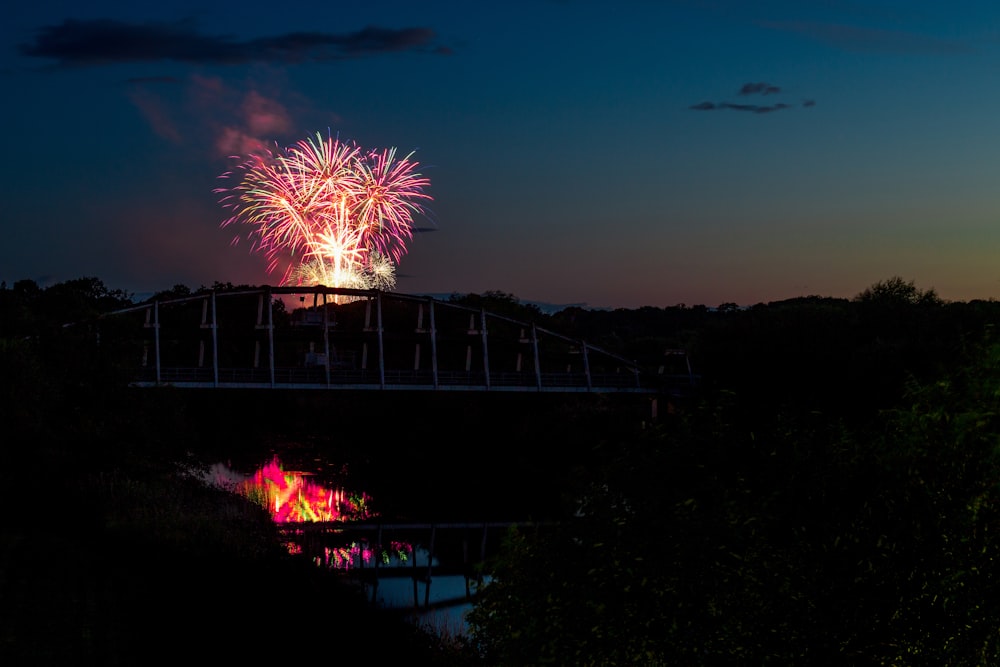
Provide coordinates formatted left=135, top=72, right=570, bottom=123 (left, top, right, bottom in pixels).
left=215, top=131, right=432, bottom=292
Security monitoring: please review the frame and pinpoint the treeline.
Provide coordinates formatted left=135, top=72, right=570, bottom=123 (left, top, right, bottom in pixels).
left=463, top=281, right=1000, bottom=665
left=0, top=277, right=478, bottom=663
left=6, top=273, right=1000, bottom=456
left=468, top=352, right=1000, bottom=664
left=6, top=275, right=996, bottom=417
left=7, top=275, right=1000, bottom=664
left=456, top=278, right=1000, bottom=423
left=5, top=272, right=1000, bottom=461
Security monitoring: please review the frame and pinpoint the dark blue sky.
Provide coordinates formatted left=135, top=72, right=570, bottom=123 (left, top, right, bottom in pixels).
left=4, top=0, right=1000, bottom=308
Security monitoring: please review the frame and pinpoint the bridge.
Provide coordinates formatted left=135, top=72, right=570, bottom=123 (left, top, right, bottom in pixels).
left=102, top=286, right=694, bottom=396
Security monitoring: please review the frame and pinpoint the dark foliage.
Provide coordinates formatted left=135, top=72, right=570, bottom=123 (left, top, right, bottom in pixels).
left=470, top=361, right=1000, bottom=664
left=6, top=275, right=1000, bottom=665
left=0, top=277, right=474, bottom=665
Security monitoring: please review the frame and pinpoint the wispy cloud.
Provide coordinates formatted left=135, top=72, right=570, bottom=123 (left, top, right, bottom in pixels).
left=739, top=82, right=781, bottom=96
left=690, top=101, right=793, bottom=114
left=691, top=81, right=813, bottom=114
left=121, top=73, right=301, bottom=158
left=19, top=18, right=452, bottom=67
left=126, top=84, right=183, bottom=144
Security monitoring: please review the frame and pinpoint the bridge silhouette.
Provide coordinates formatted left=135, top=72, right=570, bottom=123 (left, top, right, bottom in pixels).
left=104, top=286, right=693, bottom=395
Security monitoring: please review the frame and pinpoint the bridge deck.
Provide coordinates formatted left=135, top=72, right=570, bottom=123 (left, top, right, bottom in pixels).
left=103, top=286, right=695, bottom=396
left=131, top=367, right=662, bottom=392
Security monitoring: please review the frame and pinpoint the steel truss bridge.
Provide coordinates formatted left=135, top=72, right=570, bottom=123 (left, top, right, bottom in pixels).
left=105, top=286, right=692, bottom=394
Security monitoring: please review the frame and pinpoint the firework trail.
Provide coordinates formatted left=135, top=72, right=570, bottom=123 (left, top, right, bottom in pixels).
left=216, top=131, right=431, bottom=290
left=354, top=147, right=432, bottom=263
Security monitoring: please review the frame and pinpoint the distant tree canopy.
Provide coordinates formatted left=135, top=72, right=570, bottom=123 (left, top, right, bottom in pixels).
left=468, top=333, right=1000, bottom=665
left=448, top=289, right=544, bottom=321
left=4, top=274, right=999, bottom=422
left=148, top=284, right=193, bottom=302
left=461, top=277, right=1000, bottom=665
left=854, top=275, right=942, bottom=306
left=5, top=274, right=1000, bottom=665
left=0, top=277, right=133, bottom=338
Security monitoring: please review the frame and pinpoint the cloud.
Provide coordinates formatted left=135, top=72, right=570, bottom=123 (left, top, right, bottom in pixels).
left=691, top=81, right=814, bottom=114
left=739, top=82, right=781, bottom=96
left=19, top=18, right=451, bottom=67
left=689, top=101, right=717, bottom=111
left=723, top=102, right=789, bottom=113
left=241, top=90, right=293, bottom=138
left=215, top=127, right=269, bottom=159
left=127, top=85, right=183, bottom=143
left=690, top=101, right=792, bottom=114
left=185, top=75, right=296, bottom=157
left=123, top=76, right=185, bottom=144
left=121, top=73, right=300, bottom=158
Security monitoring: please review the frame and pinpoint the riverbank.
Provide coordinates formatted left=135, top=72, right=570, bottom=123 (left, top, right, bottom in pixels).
left=0, top=331, right=654, bottom=664
left=0, top=394, right=486, bottom=665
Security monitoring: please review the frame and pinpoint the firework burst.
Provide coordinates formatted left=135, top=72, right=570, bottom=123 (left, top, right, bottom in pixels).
left=216, top=131, right=431, bottom=291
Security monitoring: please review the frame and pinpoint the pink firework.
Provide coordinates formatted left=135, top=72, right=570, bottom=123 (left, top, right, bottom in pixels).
left=215, top=131, right=431, bottom=287
left=353, top=147, right=433, bottom=263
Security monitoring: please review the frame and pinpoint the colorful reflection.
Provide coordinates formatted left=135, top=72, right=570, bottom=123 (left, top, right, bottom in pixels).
left=234, top=456, right=374, bottom=523
left=303, top=539, right=414, bottom=571
left=207, top=456, right=412, bottom=569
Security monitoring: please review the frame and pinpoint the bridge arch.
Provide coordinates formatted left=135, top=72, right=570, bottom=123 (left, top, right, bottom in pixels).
left=103, top=286, right=668, bottom=394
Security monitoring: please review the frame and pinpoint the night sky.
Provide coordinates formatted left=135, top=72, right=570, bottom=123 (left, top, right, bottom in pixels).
left=4, top=1, right=1000, bottom=309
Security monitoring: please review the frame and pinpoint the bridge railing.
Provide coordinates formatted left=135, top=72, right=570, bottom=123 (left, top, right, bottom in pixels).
left=136, top=366, right=649, bottom=391
left=107, top=286, right=685, bottom=394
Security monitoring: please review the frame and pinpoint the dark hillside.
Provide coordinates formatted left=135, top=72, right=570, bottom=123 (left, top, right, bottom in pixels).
left=6, top=276, right=1000, bottom=665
